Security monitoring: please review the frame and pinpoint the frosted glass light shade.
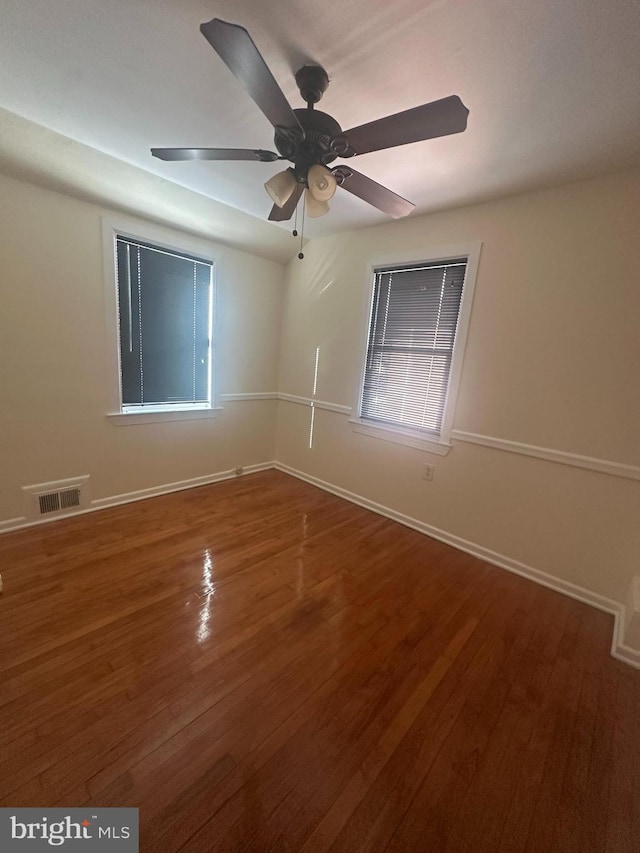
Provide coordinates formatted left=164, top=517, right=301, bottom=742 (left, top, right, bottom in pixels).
left=305, top=192, right=330, bottom=218
left=307, top=164, right=337, bottom=202
left=264, top=169, right=297, bottom=207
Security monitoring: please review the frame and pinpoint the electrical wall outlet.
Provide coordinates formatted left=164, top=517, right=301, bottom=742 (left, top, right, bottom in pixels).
left=423, top=463, right=435, bottom=481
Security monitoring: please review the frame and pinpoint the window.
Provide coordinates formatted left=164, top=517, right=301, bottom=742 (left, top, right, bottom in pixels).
left=114, top=235, right=214, bottom=414
left=356, top=247, right=479, bottom=450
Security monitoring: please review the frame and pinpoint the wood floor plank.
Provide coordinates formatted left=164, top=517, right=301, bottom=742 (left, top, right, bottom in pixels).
left=0, top=470, right=638, bottom=852
left=137, top=558, right=475, bottom=851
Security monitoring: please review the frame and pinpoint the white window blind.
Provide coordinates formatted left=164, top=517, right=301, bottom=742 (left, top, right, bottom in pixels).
left=115, top=236, right=213, bottom=410
left=360, top=258, right=467, bottom=435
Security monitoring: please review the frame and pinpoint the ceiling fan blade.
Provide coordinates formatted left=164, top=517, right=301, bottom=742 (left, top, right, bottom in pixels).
left=332, top=167, right=414, bottom=218
left=268, top=183, right=304, bottom=222
left=343, top=95, right=469, bottom=156
left=151, top=147, right=280, bottom=162
left=200, top=18, right=302, bottom=135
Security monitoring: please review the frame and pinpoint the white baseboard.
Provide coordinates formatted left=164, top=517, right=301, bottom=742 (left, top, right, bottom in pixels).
left=0, top=462, right=276, bottom=534
left=91, top=461, right=275, bottom=509
left=612, top=611, right=640, bottom=668
left=273, top=462, right=639, bottom=669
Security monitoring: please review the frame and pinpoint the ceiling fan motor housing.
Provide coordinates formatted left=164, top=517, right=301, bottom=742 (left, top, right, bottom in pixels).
left=275, top=107, right=346, bottom=181
left=273, top=66, right=353, bottom=182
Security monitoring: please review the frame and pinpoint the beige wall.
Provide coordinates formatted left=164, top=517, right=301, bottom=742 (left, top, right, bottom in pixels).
left=276, top=168, right=640, bottom=604
left=0, top=172, right=284, bottom=521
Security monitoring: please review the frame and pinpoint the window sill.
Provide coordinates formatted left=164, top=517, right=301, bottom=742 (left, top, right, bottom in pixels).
left=107, top=407, right=223, bottom=426
left=349, top=418, right=452, bottom=455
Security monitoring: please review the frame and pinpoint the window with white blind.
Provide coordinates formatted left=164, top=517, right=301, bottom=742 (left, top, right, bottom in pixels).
left=115, top=235, right=214, bottom=413
left=356, top=247, right=479, bottom=450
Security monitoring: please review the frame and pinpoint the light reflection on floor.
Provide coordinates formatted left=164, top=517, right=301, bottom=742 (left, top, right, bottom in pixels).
left=197, top=548, right=215, bottom=643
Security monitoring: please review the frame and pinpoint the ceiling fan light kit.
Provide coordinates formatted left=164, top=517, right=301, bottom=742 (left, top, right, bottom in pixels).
left=307, top=165, right=337, bottom=202
left=264, top=168, right=298, bottom=207
left=151, top=18, right=469, bottom=255
left=305, top=193, right=330, bottom=218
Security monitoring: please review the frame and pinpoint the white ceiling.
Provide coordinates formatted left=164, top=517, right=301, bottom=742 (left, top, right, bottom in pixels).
left=2, top=0, right=640, bottom=260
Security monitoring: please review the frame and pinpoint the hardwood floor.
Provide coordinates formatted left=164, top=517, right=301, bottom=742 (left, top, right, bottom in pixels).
left=1, top=470, right=638, bottom=851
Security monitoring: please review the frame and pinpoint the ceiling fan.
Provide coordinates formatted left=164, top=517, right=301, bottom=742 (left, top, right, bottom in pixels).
left=151, top=18, right=469, bottom=225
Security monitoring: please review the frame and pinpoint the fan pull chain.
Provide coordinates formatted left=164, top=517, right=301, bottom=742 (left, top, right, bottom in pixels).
left=292, top=198, right=299, bottom=237
left=298, top=192, right=306, bottom=259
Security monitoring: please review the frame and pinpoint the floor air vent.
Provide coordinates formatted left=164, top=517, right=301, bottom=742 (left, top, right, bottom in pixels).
left=23, top=476, right=90, bottom=521
left=39, top=492, right=60, bottom=514
left=38, top=488, right=81, bottom=515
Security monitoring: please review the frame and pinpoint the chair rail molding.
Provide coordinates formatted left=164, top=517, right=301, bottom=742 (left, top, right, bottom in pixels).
left=275, top=391, right=640, bottom=481
left=451, top=430, right=640, bottom=481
